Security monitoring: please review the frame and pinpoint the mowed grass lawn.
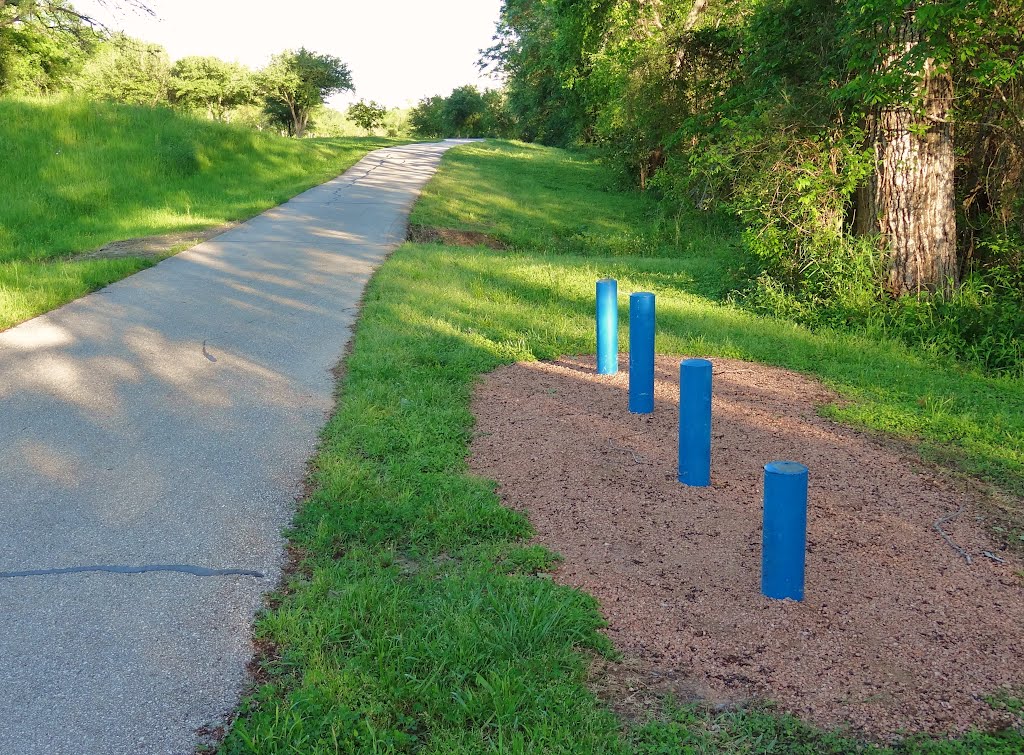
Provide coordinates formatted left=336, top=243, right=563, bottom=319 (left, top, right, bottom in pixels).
left=0, top=97, right=404, bottom=330
left=219, top=141, right=1023, bottom=753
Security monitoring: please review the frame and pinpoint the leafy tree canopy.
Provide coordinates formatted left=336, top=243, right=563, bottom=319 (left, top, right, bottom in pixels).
left=260, top=47, right=353, bottom=137
left=346, top=99, right=387, bottom=134
left=170, top=56, right=254, bottom=120
left=75, top=32, right=170, bottom=106
left=0, top=0, right=102, bottom=94
left=409, top=85, right=512, bottom=139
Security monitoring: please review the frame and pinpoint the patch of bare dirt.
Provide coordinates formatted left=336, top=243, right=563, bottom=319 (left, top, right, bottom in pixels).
left=589, top=656, right=735, bottom=724
left=77, top=223, right=238, bottom=261
left=406, top=224, right=507, bottom=249
left=468, top=355, right=1024, bottom=739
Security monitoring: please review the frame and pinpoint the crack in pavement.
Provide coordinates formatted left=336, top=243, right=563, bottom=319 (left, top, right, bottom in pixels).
left=0, top=564, right=265, bottom=579
left=0, top=138, right=463, bottom=755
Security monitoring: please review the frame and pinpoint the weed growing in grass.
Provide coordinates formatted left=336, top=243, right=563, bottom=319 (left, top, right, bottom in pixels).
left=986, top=690, right=1024, bottom=719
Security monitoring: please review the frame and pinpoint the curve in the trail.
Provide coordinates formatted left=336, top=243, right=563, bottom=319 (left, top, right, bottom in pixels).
left=0, top=139, right=467, bottom=755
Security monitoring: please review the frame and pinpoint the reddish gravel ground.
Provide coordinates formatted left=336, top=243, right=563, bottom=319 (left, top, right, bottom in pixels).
left=468, top=355, right=1024, bottom=739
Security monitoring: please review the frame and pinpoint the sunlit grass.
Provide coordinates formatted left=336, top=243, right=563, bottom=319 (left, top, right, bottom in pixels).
left=0, top=96, right=405, bottom=330
left=220, top=141, right=1023, bottom=753
left=1, top=97, right=405, bottom=263
left=0, top=257, right=155, bottom=327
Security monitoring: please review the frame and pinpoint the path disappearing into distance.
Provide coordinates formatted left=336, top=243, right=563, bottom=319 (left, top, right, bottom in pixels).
left=0, top=140, right=464, bottom=755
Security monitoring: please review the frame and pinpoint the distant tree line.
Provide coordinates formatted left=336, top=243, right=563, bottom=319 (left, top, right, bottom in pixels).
left=0, top=2, right=399, bottom=138
left=480, top=0, right=1024, bottom=376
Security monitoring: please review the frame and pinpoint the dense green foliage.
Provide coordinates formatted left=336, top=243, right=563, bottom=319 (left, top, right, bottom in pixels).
left=0, top=97, right=402, bottom=329
left=220, top=140, right=1023, bottom=752
left=485, top=0, right=1024, bottom=376
left=76, top=32, right=170, bottom=105
left=260, top=48, right=353, bottom=137
left=410, top=85, right=513, bottom=138
left=0, top=6, right=408, bottom=138
left=169, top=55, right=255, bottom=120
left=0, top=0, right=100, bottom=94
left=347, top=99, right=388, bottom=134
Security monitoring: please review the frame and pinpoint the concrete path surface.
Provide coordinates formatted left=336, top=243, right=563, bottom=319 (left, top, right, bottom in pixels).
left=0, top=140, right=464, bottom=755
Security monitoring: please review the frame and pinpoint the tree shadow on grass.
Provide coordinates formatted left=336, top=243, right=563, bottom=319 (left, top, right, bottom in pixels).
left=388, top=245, right=1024, bottom=508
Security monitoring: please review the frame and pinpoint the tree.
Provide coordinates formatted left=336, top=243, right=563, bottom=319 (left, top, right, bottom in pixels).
left=409, top=86, right=512, bottom=138
left=76, top=32, right=170, bottom=105
left=848, top=1, right=958, bottom=295
left=482, top=88, right=514, bottom=137
left=0, top=0, right=146, bottom=30
left=346, top=99, right=387, bottom=134
left=170, top=56, right=254, bottom=121
left=260, top=48, right=353, bottom=138
left=481, top=0, right=613, bottom=145
left=0, top=0, right=102, bottom=94
left=410, top=94, right=445, bottom=137
left=441, top=85, right=487, bottom=137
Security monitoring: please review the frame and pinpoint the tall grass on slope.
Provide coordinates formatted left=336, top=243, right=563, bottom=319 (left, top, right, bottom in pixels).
left=0, top=97, right=401, bottom=262
left=0, top=97, right=403, bottom=330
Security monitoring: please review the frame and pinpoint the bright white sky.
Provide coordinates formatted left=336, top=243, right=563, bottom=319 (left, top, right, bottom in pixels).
left=74, top=0, right=505, bottom=109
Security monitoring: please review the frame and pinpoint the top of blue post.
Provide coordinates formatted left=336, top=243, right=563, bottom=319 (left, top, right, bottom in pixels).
left=681, top=358, right=712, bottom=369
left=631, top=292, right=654, bottom=302
left=765, top=461, right=808, bottom=476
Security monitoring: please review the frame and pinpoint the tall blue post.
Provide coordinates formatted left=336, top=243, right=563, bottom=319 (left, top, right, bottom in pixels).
left=761, top=461, right=809, bottom=601
left=628, top=292, right=655, bottom=414
left=596, top=279, right=618, bottom=375
left=678, top=358, right=712, bottom=487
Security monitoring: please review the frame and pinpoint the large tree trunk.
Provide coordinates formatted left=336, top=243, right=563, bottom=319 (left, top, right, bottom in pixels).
left=855, top=5, right=958, bottom=296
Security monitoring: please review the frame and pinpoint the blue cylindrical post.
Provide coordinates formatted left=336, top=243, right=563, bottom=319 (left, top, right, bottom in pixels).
left=628, top=292, right=655, bottom=414
left=761, top=461, right=809, bottom=601
left=678, top=358, right=712, bottom=487
left=596, top=279, right=618, bottom=375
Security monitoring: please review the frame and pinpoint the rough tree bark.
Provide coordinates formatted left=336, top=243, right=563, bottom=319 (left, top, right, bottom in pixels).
left=855, top=4, right=958, bottom=296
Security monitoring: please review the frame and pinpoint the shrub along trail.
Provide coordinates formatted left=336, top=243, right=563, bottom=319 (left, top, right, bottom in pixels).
left=220, top=141, right=1023, bottom=753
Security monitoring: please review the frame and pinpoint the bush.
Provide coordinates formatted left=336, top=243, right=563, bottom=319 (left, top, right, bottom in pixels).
left=410, top=86, right=514, bottom=139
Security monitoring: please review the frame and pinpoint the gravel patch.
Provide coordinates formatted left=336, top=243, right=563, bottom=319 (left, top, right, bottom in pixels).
left=468, top=355, right=1024, bottom=739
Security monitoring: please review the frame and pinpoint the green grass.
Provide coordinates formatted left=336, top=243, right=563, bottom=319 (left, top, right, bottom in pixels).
left=0, top=257, right=156, bottom=327
left=0, top=96, right=405, bottom=330
left=219, top=140, right=1023, bottom=752
left=631, top=702, right=1024, bottom=753
left=414, top=142, right=1024, bottom=503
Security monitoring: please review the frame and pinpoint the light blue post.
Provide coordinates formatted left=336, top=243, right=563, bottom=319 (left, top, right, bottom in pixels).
left=678, top=359, right=712, bottom=487
left=761, top=461, right=809, bottom=601
left=596, top=279, right=618, bottom=375
left=628, top=292, right=655, bottom=414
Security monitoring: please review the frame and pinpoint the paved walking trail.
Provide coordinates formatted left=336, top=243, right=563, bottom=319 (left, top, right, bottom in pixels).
left=0, top=140, right=464, bottom=754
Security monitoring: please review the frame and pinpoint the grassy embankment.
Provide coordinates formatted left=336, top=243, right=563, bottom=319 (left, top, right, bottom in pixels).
left=0, top=97, right=404, bottom=330
left=219, top=141, right=1023, bottom=753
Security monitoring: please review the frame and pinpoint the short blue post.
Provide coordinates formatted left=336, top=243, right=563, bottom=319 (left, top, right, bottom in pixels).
left=596, top=279, right=618, bottom=375
left=678, top=359, right=712, bottom=486
left=761, top=461, right=809, bottom=601
left=628, top=292, right=655, bottom=414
